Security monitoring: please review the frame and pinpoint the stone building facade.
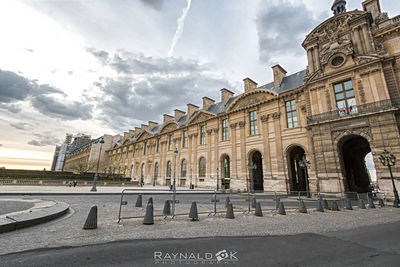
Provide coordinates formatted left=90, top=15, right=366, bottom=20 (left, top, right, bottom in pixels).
left=104, top=0, right=400, bottom=197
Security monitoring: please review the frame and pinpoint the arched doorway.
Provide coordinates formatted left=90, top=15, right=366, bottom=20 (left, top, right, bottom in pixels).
left=249, top=151, right=263, bottom=192
left=220, top=154, right=230, bottom=189
left=287, top=146, right=308, bottom=193
left=339, top=135, right=372, bottom=193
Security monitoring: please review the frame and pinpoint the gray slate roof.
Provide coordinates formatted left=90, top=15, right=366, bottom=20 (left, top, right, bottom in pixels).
left=259, top=69, right=306, bottom=94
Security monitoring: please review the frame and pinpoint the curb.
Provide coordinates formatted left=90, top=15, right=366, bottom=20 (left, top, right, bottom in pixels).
left=0, top=201, right=69, bottom=234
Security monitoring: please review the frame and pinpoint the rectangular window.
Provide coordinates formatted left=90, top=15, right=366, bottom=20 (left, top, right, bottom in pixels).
left=249, top=111, right=258, bottom=135
left=334, top=80, right=357, bottom=116
left=222, top=119, right=228, bottom=141
left=156, top=138, right=160, bottom=153
left=183, top=130, right=187, bottom=148
left=143, top=142, right=146, bottom=155
left=168, top=135, right=172, bottom=151
left=200, top=125, right=206, bottom=144
left=286, top=100, right=298, bottom=128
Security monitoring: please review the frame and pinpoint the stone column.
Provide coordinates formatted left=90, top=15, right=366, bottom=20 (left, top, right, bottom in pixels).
left=361, top=24, right=372, bottom=53
left=261, top=115, right=272, bottom=179
left=230, top=123, right=238, bottom=178
left=193, top=133, right=198, bottom=183
left=307, top=48, right=314, bottom=73
left=239, top=121, right=246, bottom=175
left=272, top=112, right=285, bottom=183
left=353, top=27, right=364, bottom=54
left=213, top=127, right=219, bottom=180
left=314, top=46, right=320, bottom=71
left=207, top=129, right=212, bottom=177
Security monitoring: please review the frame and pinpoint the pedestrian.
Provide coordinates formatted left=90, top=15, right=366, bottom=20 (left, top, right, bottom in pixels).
left=68, top=181, right=72, bottom=187
left=73, top=180, right=77, bottom=187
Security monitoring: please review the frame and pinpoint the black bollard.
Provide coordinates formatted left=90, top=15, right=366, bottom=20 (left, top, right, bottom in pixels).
left=394, top=200, right=399, bottom=208
left=251, top=197, right=257, bottom=209
left=225, top=196, right=230, bottom=208
left=299, top=200, right=307, bottom=213
left=379, top=198, right=385, bottom=208
left=226, top=203, right=234, bottom=219
left=189, top=202, right=199, bottom=221
left=278, top=202, right=286, bottom=215
left=358, top=199, right=366, bottom=209
left=323, top=199, right=329, bottom=209
left=332, top=200, right=339, bottom=211
left=345, top=199, right=353, bottom=210
left=255, top=202, right=263, bottom=217
left=275, top=198, right=280, bottom=210
left=163, top=200, right=171, bottom=216
left=143, top=203, right=154, bottom=225
left=368, top=198, right=376, bottom=209
left=147, top=197, right=153, bottom=205
left=135, top=194, right=142, bottom=207
left=317, top=199, right=324, bottom=212
left=83, top=205, right=97, bottom=230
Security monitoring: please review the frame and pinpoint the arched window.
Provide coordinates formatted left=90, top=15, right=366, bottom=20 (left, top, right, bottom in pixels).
left=181, top=159, right=187, bottom=177
left=166, top=161, right=172, bottom=177
left=130, top=165, right=134, bottom=178
left=223, top=156, right=230, bottom=178
left=141, top=163, right=145, bottom=179
left=154, top=162, right=159, bottom=179
left=199, top=157, right=206, bottom=177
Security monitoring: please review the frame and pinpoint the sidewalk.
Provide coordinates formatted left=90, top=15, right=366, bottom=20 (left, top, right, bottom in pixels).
left=0, top=185, right=217, bottom=195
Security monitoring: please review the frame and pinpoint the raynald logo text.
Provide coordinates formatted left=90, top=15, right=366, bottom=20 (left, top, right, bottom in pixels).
left=154, top=249, right=239, bottom=264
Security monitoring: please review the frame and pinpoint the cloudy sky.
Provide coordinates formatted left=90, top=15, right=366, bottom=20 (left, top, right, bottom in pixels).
left=0, top=0, right=399, bottom=170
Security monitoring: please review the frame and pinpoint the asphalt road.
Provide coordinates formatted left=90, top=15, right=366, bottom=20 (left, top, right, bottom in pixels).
left=1, top=221, right=399, bottom=267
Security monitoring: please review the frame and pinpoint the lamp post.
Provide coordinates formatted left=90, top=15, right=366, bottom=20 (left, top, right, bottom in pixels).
left=248, top=162, right=257, bottom=193
left=379, top=149, right=399, bottom=207
left=91, top=137, right=104, bottom=192
left=298, top=155, right=311, bottom=198
left=216, top=167, right=219, bottom=192
left=190, top=167, right=193, bottom=189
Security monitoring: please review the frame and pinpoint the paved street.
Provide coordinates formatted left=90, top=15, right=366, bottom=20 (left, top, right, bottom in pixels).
left=1, top=221, right=400, bottom=266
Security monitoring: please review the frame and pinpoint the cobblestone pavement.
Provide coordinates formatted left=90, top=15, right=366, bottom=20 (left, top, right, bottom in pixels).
left=0, top=199, right=34, bottom=215
left=0, top=195, right=399, bottom=256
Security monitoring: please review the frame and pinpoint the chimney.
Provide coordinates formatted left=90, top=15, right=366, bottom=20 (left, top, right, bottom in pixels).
left=123, top=132, right=129, bottom=140
left=134, top=127, right=142, bottom=136
left=141, top=124, right=149, bottom=131
left=243, top=78, right=258, bottom=92
left=163, top=114, right=174, bottom=124
left=187, top=103, right=199, bottom=119
left=202, top=97, right=215, bottom=111
left=362, top=0, right=381, bottom=22
left=174, top=109, right=185, bottom=121
left=221, top=88, right=234, bottom=107
left=148, top=121, right=158, bottom=128
left=272, top=64, right=287, bottom=88
left=129, top=129, right=135, bottom=137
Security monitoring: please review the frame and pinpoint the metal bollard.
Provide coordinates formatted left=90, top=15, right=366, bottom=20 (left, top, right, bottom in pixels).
left=255, top=202, right=263, bottom=217
left=317, top=199, right=324, bottom=212
left=189, top=202, right=199, bottom=221
left=135, top=194, right=142, bottom=207
left=226, top=203, right=234, bottom=219
left=83, top=205, right=97, bottom=230
left=143, top=203, right=154, bottom=225
left=278, top=202, right=286, bottom=215
left=299, top=200, right=307, bottom=213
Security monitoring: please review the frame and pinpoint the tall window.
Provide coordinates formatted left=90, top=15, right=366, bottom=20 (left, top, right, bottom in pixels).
left=154, top=162, right=158, bottom=179
left=143, top=142, right=147, bottom=155
left=249, top=111, right=258, bottom=135
left=334, top=80, right=357, bottom=116
left=222, top=119, right=228, bottom=141
left=156, top=138, right=160, bottom=153
left=181, top=159, right=187, bottom=177
left=286, top=100, right=298, bottom=128
left=200, top=125, right=206, bottom=144
left=199, top=157, right=206, bottom=177
left=166, top=161, right=172, bottom=177
left=223, top=156, right=230, bottom=178
left=183, top=130, right=188, bottom=148
left=168, top=135, right=172, bottom=150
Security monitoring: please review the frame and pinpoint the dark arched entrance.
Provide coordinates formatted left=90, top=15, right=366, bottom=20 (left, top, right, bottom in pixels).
left=287, top=146, right=308, bottom=192
left=339, top=135, right=372, bottom=193
left=250, top=151, right=264, bottom=192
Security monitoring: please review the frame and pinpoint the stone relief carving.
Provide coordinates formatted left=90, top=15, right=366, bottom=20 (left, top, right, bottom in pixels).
left=300, top=105, right=307, bottom=114
left=306, top=14, right=354, bottom=43
left=206, top=129, right=212, bottom=135
left=161, top=123, right=178, bottom=133
left=260, top=115, right=269, bottom=123
left=272, top=112, right=281, bottom=120
left=238, top=121, right=246, bottom=128
left=331, top=126, right=372, bottom=144
left=189, top=113, right=214, bottom=125
left=357, top=80, right=366, bottom=104
left=229, top=123, right=237, bottom=129
left=231, top=93, right=272, bottom=111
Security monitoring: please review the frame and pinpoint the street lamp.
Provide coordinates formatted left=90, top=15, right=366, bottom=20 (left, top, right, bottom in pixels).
left=216, top=167, right=219, bottom=192
left=91, top=137, right=105, bottom=192
left=298, top=155, right=311, bottom=198
left=173, top=148, right=178, bottom=191
left=190, top=167, right=193, bottom=189
left=248, top=162, right=257, bottom=193
left=379, top=150, right=399, bottom=207
left=172, top=148, right=178, bottom=217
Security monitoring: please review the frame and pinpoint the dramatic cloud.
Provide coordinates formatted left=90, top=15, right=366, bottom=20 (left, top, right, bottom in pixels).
left=10, top=122, right=29, bottom=130
left=256, top=1, right=322, bottom=64
left=28, top=132, right=61, bottom=147
left=31, top=95, right=93, bottom=120
left=0, top=70, right=35, bottom=103
left=139, top=0, right=163, bottom=10
left=90, top=50, right=233, bottom=131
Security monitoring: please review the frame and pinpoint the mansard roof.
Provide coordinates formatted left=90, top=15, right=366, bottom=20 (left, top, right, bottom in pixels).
left=259, top=69, right=306, bottom=94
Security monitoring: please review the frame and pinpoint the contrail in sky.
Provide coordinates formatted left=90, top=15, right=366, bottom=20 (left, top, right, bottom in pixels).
left=168, top=0, right=192, bottom=57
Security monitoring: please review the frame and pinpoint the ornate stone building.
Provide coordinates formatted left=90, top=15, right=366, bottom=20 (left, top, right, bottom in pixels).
left=104, top=0, right=400, bottom=197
